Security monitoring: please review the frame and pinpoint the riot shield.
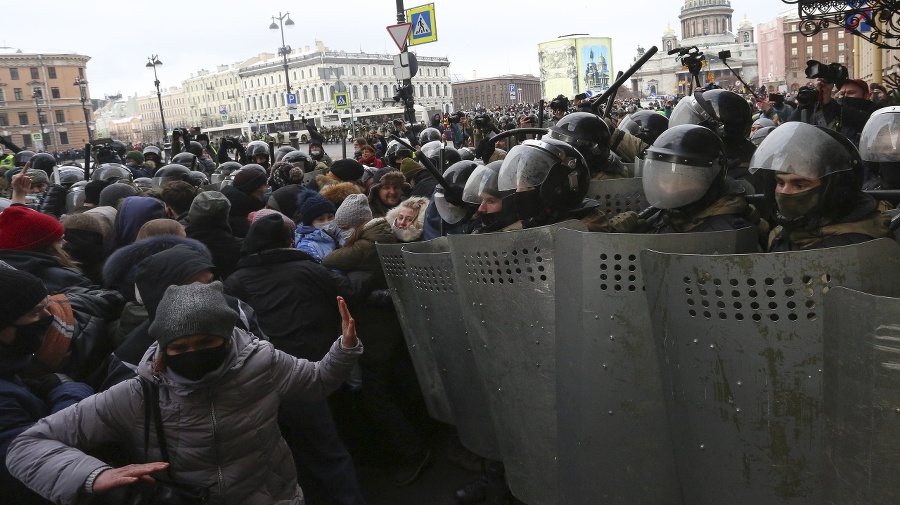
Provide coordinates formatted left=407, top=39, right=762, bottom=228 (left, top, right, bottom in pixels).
left=448, top=220, right=586, bottom=505
left=402, top=238, right=502, bottom=461
left=823, top=287, right=900, bottom=505
left=555, top=227, right=759, bottom=505
left=587, top=177, right=649, bottom=215
left=640, top=239, right=900, bottom=505
left=302, top=168, right=324, bottom=184
left=375, top=242, right=454, bottom=425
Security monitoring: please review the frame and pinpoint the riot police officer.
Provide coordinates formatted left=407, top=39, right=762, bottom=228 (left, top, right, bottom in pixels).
left=422, top=160, right=479, bottom=240
left=859, top=106, right=900, bottom=190
left=545, top=112, right=628, bottom=180
left=749, top=121, right=893, bottom=251
left=462, top=160, right=520, bottom=234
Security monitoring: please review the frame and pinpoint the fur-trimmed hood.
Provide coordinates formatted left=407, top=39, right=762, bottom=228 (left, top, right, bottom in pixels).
left=319, top=181, right=363, bottom=208
left=385, top=196, right=429, bottom=242
left=102, top=235, right=212, bottom=302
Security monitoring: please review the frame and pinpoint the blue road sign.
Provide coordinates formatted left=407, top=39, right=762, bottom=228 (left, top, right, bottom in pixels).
left=286, top=93, right=297, bottom=105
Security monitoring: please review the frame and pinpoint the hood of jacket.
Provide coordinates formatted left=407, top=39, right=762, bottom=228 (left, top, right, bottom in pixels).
left=385, top=197, right=428, bottom=242
left=114, top=197, right=166, bottom=248
left=135, top=244, right=218, bottom=319
left=221, top=184, right=264, bottom=217
left=102, top=235, right=211, bottom=302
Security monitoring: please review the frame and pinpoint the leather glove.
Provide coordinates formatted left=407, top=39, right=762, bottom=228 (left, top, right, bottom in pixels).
left=366, top=289, right=394, bottom=308
left=38, top=184, right=67, bottom=218
left=608, top=211, right=641, bottom=233
left=23, top=373, right=73, bottom=400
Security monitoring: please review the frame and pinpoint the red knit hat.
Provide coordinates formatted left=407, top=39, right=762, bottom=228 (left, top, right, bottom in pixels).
left=0, top=205, right=65, bottom=251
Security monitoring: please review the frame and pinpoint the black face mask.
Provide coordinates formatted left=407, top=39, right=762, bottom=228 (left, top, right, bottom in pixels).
left=1, top=316, right=53, bottom=357
left=513, top=190, right=545, bottom=221
left=165, top=342, right=229, bottom=381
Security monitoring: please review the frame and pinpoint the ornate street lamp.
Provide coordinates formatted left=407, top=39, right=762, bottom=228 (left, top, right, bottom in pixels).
left=146, top=55, right=168, bottom=143
left=73, top=77, right=93, bottom=141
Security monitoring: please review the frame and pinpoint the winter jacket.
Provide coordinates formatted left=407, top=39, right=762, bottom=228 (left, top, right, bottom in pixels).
left=422, top=200, right=470, bottom=241
left=113, top=197, right=166, bottom=249
left=7, top=328, right=362, bottom=505
left=0, top=250, right=94, bottom=294
left=220, top=184, right=264, bottom=238
left=225, top=248, right=358, bottom=361
left=385, top=198, right=428, bottom=242
left=294, top=225, right=339, bottom=262
left=184, top=220, right=243, bottom=279
left=409, top=169, right=438, bottom=199
left=768, top=192, right=893, bottom=251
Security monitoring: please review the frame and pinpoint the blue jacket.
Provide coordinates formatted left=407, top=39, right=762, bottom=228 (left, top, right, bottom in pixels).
left=294, top=225, right=339, bottom=263
left=422, top=199, right=470, bottom=240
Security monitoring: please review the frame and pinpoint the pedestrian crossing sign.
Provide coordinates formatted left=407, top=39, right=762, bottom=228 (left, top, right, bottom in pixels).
left=406, top=3, right=437, bottom=46
left=334, top=92, right=350, bottom=109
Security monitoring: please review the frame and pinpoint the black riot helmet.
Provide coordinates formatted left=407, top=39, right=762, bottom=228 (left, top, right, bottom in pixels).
left=434, top=160, right=479, bottom=224
left=274, top=145, right=297, bottom=162
left=458, top=146, right=476, bottom=161
left=91, top=163, right=134, bottom=183
left=418, top=127, right=442, bottom=145
left=171, top=152, right=196, bottom=168
left=498, top=137, right=589, bottom=212
left=188, top=171, right=210, bottom=187
left=110, top=140, right=128, bottom=158
left=385, top=140, right=413, bottom=167
left=749, top=126, right=776, bottom=147
left=546, top=112, right=610, bottom=175
left=133, top=177, right=153, bottom=191
left=618, top=110, right=670, bottom=145
left=246, top=141, right=270, bottom=161
left=420, top=141, right=461, bottom=173
left=670, top=89, right=752, bottom=143
left=750, top=121, right=863, bottom=228
left=28, top=153, right=58, bottom=177
left=212, top=161, right=242, bottom=185
left=151, top=164, right=192, bottom=188
left=187, top=141, right=205, bottom=158
left=58, top=167, right=85, bottom=188
left=142, top=145, right=163, bottom=164
left=859, top=106, right=900, bottom=187
left=13, top=150, right=35, bottom=167
left=642, top=125, right=727, bottom=211
left=282, top=150, right=315, bottom=171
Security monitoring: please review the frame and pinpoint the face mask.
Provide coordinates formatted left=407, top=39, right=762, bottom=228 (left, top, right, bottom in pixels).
left=126, top=161, right=137, bottom=168
left=261, top=188, right=273, bottom=204
left=340, top=228, right=356, bottom=242
left=775, top=189, right=820, bottom=221
left=313, top=219, right=334, bottom=230
left=513, top=190, right=545, bottom=221
left=310, top=150, right=322, bottom=158
left=166, top=342, right=229, bottom=381
left=1, top=316, right=53, bottom=357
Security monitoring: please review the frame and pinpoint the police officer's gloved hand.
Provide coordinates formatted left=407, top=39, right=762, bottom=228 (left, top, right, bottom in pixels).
left=474, top=140, right=494, bottom=163
left=608, top=211, right=641, bottom=233
left=38, top=184, right=67, bottom=218
left=442, top=185, right=465, bottom=207
left=366, top=289, right=394, bottom=308
left=24, top=373, right=73, bottom=401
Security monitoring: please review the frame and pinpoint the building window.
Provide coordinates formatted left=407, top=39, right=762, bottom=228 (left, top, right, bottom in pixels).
left=791, top=58, right=798, bottom=69
left=444, top=84, right=449, bottom=96
left=791, top=35, right=797, bottom=44
left=22, top=134, right=32, bottom=148
left=351, top=67, right=356, bottom=76
left=822, top=32, right=828, bottom=41
left=791, top=47, right=797, bottom=56
left=838, top=43, right=845, bottom=51
left=791, top=24, right=796, bottom=31
left=78, top=67, right=84, bottom=78
left=822, top=44, right=828, bottom=52
left=838, top=30, right=845, bottom=39
left=373, top=86, right=379, bottom=99
left=51, top=87, right=60, bottom=99
left=839, top=54, right=846, bottom=63
left=55, top=110, right=65, bottom=123
left=361, top=67, right=366, bottom=76
left=59, top=132, right=68, bottom=145
left=19, top=112, right=29, bottom=125
left=10, top=68, right=19, bottom=80
left=363, top=85, right=369, bottom=99
left=0, top=113, right=7, bottom=126
left=0, top=88, right=4, bottom=102
left=806, top=46, right=813, bottom=55
left=48, top=67, right=57, bottom=79
left=30, top=67, right=39, bottom=79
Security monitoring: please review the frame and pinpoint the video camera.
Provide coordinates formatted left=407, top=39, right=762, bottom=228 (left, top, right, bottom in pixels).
left=220, top=136, right=243, bottom=150
left=90, top=138, right=122, bottom=164
left=805, top=59, right=849, bottom=83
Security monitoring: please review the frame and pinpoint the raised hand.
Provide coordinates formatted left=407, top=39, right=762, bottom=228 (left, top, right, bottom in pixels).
left=337, top=296, right=358, bottom=348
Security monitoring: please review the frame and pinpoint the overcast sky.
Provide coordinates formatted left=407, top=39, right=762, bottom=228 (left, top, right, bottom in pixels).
left=3, top=0, right=795, bottom=99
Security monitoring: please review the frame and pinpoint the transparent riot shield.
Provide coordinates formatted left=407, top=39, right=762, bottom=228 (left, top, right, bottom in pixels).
left=587, top=177, right=649, bottom=215
left=376, top=242, right=454, bottom=425
left=302, top=168, right=324, bottom=184
left=555, top=226, right=759, bottom=505
left=402, top=238, right=501, bottom=461
left=447, top=220, right=586, bottom=505
left=640, top=238, right=900, bottom=505
left=823, top=287, right=900, bottom=505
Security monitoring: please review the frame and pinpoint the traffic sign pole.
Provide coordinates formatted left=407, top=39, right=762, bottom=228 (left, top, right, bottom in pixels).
left=394, top=0, right=415, bottom=125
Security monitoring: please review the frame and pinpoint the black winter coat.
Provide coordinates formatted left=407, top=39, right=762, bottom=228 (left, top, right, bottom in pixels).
left=184, top=220, right=244, bottom=279
left=220, top=184, right=264, bottom=238
left=0, top=250, right=94, bottom=294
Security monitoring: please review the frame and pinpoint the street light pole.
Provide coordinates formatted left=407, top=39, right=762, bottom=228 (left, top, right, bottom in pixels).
left=73, top=77, right=93, bottom=141
left=32, top=89, right=48, bottom=152
left=146, top=55, right=168, bottom=144
left=270, top=11, right=296, bottom=139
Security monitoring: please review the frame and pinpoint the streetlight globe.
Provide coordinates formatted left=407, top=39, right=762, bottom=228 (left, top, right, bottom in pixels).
left=146, top=61, right=154, bottom=68
left=269, top=21, right=279, bottom=30
left=285, top=17, right=295, bottom=27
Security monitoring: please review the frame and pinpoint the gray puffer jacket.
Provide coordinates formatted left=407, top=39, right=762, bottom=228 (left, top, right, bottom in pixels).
left=6, top=327, right=362, bottom=505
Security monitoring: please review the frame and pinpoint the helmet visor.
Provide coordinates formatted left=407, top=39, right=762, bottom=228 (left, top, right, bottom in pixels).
left=859, top=107, right=900, bottom=162
left=497, top=141, right=561, bottom=191
left=434, top=188, right=468, bottom=224
left=463, top=165, right=502, bottom=204
left=642, top=159, right=720, bottom=210
left=669, top=95, right=713, bottom=128
left=749, top=122, right=853, bottom=179
left=617, top=114, right=641, bottom=137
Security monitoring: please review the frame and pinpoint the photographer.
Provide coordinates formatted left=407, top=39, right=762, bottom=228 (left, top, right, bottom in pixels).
left=217, top=136, right=248, bottom=165
left=787, top=61, right=878, bottom=146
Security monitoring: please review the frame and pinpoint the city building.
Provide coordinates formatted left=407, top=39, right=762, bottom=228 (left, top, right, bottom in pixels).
left=451, top=74, right=541, bottom=110
left=537, top=35, right=613, bottom=100
left=93, top=94, right=139, bottom=141
left=627, top=0, right=758, bottom=99
left=137, top=86, right=189, bottom=144
left=0, top=51, right=92, bottom=151
left=756, top=14, right=788, bottom=93
left=780, top=11, right=855, bottom=93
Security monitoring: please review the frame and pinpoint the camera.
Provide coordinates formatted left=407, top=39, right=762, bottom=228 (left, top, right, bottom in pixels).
left=796, top=85, right=818, bottom=107
left=172, top=127, right=193, bottom=141
left=448, top=113, right=461, bottom=124
left=473, top=114, right=493, bottom=128
left=804, top=59, right=849, bottom=83
left=718, top=50, right=732, bottom=60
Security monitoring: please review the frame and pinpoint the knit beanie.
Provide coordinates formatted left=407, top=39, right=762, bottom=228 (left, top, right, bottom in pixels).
left=125, top=151, right=145, bottom=165
left=334, top=193, right=372, bottom=228
left=26, top=169, right=50, bottom=186
left=189, top=191, right=231, bottom=223
left=298, top=190, right=337, bottom=226
left=400, top=158, right=423, bottom=181
left=84, top=180, right=112, bottom=205
left=249, top=208, right=295, bottom=229
left=98, top=183, right=140, bottom=208
left=0, top=267, right=48, bottom=329
left=268, top=184, right=304, bottom=220
left=0, top=206, right=65, bottom=251
left=232, top=165, right=268, bottom=194
left=148, top=281, right=238, bottom=349
left=330, top=159, right=365, bottom=182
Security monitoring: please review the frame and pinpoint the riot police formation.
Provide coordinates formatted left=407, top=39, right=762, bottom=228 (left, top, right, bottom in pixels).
left=3, top=63, right=900, bottom=505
